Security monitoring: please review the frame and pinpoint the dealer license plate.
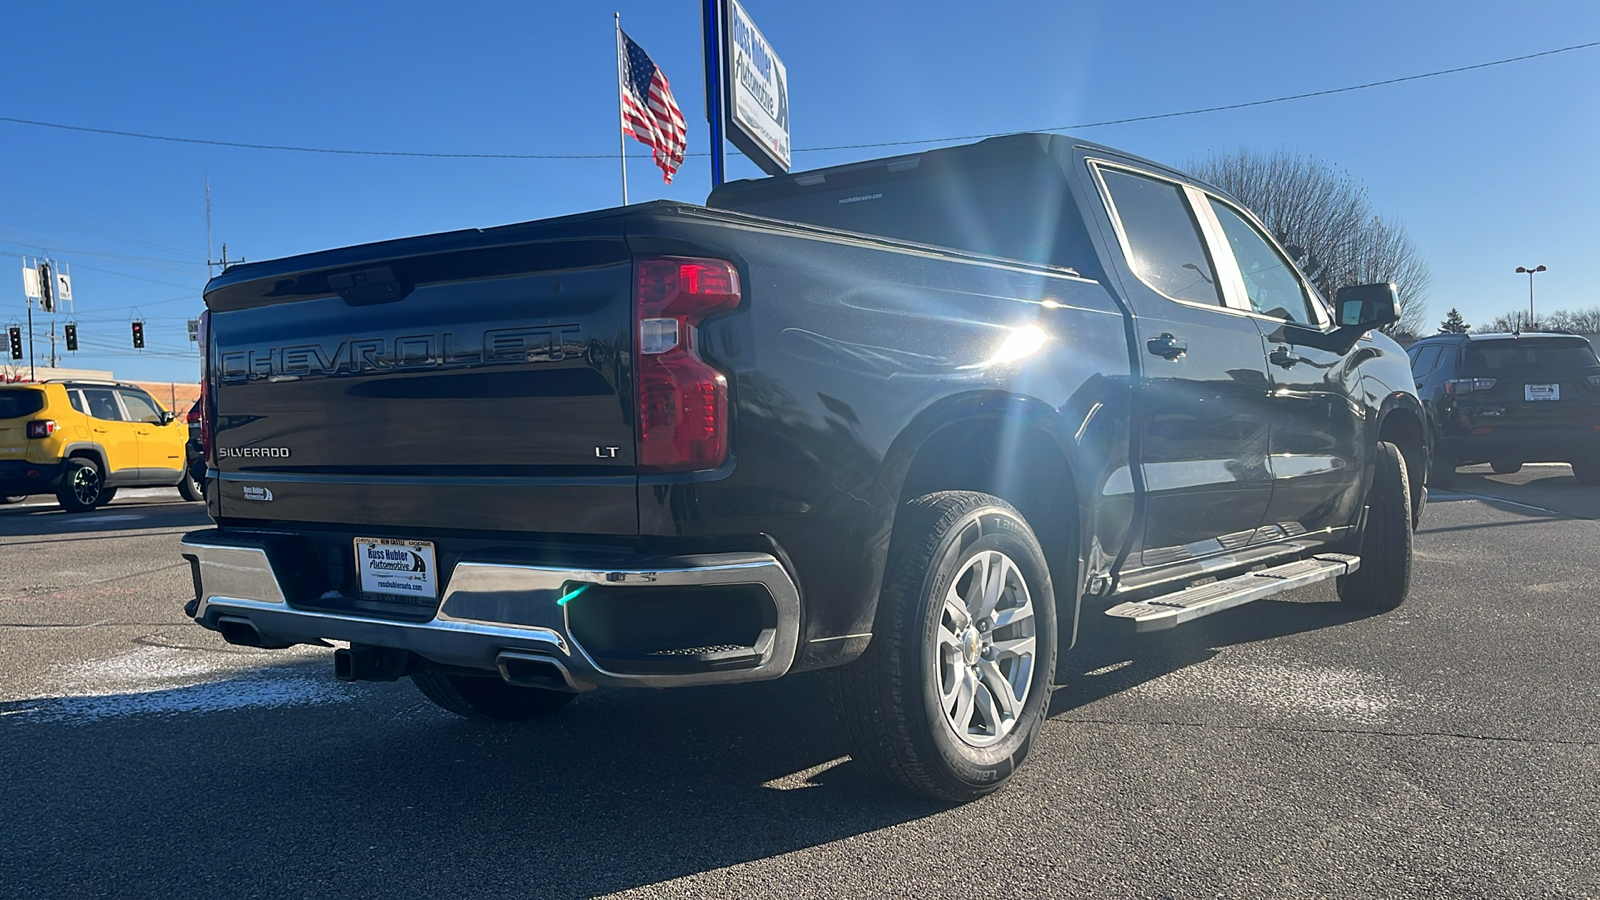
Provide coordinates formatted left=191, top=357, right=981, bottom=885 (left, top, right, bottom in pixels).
left=354, top=538, right=439, bottom=600
left=1525, top=384, right=1559, bottom=402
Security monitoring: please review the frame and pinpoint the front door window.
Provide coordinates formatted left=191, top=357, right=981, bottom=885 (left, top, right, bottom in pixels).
left=1206, top=198, right=1321, bottom=326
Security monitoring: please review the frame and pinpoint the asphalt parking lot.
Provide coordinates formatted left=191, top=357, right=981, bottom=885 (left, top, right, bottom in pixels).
left=2, top=468, right=1597, bottom=899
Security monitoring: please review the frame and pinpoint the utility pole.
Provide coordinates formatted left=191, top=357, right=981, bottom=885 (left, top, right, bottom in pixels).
left=25, top=292, right=34, bottom=381
left=205, top=181, right=243, bottom=275
left=209, top=242, right=240, bottom=272
left=206, top=177, right=214, bottom=279
left=48, top=321, right=58, bottom=368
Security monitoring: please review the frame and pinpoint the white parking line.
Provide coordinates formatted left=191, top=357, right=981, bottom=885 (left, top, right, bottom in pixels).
left=1431, top=489, right=1562, bottom=515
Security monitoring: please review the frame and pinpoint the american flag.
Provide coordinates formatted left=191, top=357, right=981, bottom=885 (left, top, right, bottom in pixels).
left=619, top=30, right=687, bottom=183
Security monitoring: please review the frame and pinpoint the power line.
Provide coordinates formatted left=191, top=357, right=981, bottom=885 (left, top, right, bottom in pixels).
left=0, top=250, right=202, bottom=294
left=0, top=40, right=1593, bottom=160
left=808, top=40, right=1600, bottom=152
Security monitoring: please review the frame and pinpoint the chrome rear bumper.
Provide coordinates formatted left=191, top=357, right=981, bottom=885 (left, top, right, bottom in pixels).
left=182, top=535, right=801, bottom=689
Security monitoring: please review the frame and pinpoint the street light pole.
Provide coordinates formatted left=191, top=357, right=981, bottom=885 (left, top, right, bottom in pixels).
left=1515, top=264, right=1547, bottom=328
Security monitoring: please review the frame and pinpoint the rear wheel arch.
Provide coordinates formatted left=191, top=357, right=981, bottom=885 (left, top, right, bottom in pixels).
left=886, top=395, right=1087, bottom=653
left=62, top=444, right=107, bottom=471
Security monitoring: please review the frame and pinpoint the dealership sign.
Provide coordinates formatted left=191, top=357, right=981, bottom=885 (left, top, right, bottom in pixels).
left=723, top=0, right=789, bottom=175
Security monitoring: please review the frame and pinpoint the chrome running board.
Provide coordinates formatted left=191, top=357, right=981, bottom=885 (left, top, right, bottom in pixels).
left=1104, top=553, right=1360, bottom=632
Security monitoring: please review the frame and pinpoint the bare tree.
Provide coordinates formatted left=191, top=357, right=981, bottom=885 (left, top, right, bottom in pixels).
left=1545, top=307, right=1600, bottom=333
left=1188, top=148, right=1431, bottom=339
left=1479, top=306, right=1600, bottom=334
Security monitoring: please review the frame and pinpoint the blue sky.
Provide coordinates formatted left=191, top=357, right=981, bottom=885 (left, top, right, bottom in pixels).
left=1, top=0, right=1596, bottom=383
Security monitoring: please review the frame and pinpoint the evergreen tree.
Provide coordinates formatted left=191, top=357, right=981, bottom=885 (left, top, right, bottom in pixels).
left=1438, top=308, right=1470, bottom=333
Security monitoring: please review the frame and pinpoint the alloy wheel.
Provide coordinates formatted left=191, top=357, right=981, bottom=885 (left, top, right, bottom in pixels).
left=932, top=548, right=1037, bottom=748
left=71, top=466, right=102, bottom=507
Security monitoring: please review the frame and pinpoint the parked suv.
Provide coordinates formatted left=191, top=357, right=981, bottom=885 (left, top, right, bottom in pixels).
left=1408, top=332, right=1600, bottom=485
left=0, top=381, right=203, bottom=511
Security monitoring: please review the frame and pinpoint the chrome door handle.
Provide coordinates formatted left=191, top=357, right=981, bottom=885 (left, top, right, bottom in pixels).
left=1270, top=347, right=1301, bottom=368
left=1146, top=333, right=1187, bottom=360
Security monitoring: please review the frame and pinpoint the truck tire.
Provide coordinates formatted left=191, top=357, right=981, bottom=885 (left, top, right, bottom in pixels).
left=830, top=491, right=1057, bottom=802
left=1338, top=441, right=1412, bottom=611
left=411, top=670, right=575, bottom=721
left=56, top=458, right=107, bottom=513
left=1571, top=461, right=1600, bottom=486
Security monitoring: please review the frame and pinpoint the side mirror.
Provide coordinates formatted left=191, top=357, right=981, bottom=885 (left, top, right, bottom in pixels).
left=1334, top=282, right=1401, bottom=331
left=161, top=410, right=176, bottom=425
left=1275, top=282, right=1403, bottom=354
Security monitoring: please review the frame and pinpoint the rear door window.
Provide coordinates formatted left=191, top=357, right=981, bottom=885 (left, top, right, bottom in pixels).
left=82, top=389, right=125, bottom=421
left=0, top=389, right=45, bottom=419
left=1097, top=168, right=1224, bottom=306
left=1410, top=346, right=1443, bottom=378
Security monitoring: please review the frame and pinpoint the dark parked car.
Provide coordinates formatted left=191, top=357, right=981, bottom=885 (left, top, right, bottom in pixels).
left=1408, top=332, right=1600, bottom=484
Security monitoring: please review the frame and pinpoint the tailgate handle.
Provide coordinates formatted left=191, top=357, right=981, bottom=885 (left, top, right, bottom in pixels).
left=329, top=267, right=412, bottom=306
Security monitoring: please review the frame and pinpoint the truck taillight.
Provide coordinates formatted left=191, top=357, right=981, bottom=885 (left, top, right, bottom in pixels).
left=199, top=310, right=215, bottom=467
left=25, top=420, right=57, bottom=439
left=634, top=257, right=740, bottom=472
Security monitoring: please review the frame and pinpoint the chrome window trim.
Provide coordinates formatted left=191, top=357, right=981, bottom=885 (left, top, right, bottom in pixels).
left=1185, top=185, right=1255, bottom=314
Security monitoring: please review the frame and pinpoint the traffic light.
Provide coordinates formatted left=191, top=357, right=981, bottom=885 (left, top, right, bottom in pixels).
left=131, top=320, right=145, bottom=349
left=64, top=323, right=78, bottom=352
left=7, top=326, right=21, bottom=361
left=38, top=262, right=54, bottom=313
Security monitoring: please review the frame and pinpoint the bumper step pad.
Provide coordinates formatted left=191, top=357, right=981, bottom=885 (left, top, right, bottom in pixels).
left=1104, top=553, right=1360, bottom=632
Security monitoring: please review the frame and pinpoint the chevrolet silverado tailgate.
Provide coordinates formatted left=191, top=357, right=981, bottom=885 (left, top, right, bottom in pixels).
left=203, top=225, right=638, bottom=534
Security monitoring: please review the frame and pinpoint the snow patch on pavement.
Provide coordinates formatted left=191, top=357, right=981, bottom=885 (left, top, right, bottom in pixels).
left=1129, top=663, right=1409, bottom=725
left=4, top=646, right=350, bottom=723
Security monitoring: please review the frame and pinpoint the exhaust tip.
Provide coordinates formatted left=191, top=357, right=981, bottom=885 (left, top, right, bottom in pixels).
left=496, top=651, right=592, bottom=693
left=215, top=615, right=267, bottom=648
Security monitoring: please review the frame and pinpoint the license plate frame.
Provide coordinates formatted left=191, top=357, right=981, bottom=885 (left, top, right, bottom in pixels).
left=354, top=537, right=439, bottom=601
left=1525, top=383, right=1560, bottom=402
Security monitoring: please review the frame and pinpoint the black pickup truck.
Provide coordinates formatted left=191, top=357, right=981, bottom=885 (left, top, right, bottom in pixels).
left=184, top=134, right=1427, bottom=801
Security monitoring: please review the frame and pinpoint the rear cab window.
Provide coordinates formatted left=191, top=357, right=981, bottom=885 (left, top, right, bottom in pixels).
left=708, top=144, right=1101, bottom=273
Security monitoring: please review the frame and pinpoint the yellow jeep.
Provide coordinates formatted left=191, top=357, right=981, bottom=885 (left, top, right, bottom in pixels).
left=0, top=381, right=201, bottom=512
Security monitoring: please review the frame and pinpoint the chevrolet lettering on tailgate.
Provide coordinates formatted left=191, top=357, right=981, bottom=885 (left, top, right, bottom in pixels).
left=219, top=325, right=583, bottom=382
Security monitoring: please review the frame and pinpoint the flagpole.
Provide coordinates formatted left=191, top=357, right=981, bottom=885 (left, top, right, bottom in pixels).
left=614, top=12, right=629, bottom=206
